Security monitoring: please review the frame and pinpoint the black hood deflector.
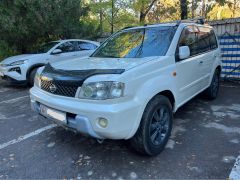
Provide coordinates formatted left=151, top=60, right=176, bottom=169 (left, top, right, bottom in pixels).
left=41, top=63, right=125, bottom=86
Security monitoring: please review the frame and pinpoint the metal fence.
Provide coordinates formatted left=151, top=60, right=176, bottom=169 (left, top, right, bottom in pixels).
left=209, top=18, right=240, bottom=80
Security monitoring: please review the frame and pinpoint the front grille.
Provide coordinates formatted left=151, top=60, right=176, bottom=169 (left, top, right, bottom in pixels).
left=40, top=79, right=79, bottom=97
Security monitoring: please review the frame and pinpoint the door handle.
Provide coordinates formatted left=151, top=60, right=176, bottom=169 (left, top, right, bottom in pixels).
left=199, top=61, right=203, bottom=64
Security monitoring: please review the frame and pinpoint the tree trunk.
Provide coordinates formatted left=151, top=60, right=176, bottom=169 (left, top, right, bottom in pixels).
left=180, top=0, right=188, bottom=20
left=191, top=0, right=195, bottom=18
left=139, top=0, right=158, bottom=23
left=140, top=13, right=146, bottom=23
left=99, top=0, right=103, bottom=35
left=202, top=0, right=205, bottom=18
left=111, top=0, right=114, bottom=34
left=233, top=0, right=236, bottom=18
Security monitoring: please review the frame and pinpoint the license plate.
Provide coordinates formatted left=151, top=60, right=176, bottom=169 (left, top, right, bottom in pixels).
left=40, top=104, right=67, bottom=123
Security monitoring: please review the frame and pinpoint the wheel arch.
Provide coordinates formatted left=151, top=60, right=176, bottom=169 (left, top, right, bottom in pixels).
left=157, top=90, right=175, bottom=110
left=26, top=63, right=45, bottom=78
left=126, top=89, right=176, bottom=139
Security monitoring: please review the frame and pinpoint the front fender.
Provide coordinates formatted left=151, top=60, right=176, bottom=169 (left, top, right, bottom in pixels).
left=126, top=74, right=177, bottom=139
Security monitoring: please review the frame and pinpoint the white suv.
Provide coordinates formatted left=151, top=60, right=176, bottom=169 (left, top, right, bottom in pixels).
left=30, top=21, right=221, bottom=156
left=0, top=39, right=99, bottom=86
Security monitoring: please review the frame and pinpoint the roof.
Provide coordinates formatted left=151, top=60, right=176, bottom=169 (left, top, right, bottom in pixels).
left=52, top=39, right=100, bottom=45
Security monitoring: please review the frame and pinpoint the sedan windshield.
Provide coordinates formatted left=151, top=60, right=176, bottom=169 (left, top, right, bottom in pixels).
left=36, top=42, right=59, bottom=53
left=92, top=26, right=176, bottom=58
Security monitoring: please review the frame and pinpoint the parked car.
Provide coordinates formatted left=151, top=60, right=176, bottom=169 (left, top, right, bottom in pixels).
left=0, top=39, right=100, bottom=86
left=30, top=20, right=221, bottom=156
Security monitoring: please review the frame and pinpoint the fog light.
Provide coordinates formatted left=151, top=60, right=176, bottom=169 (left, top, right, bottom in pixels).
left=98, top=118, right=108, bottom=128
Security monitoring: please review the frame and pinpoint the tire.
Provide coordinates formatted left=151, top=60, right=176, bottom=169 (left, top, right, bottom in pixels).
left=203, top=69, right=220, bottom=100
left=28, top=68, right=38, bottom=86
left=130, top=95, right=173, bottom=156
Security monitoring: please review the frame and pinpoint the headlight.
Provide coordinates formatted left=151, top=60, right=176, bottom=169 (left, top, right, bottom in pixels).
left=78, top=81, right=125, bottom=100
left=34, top=72, right=41, bottom=88
left=9, top=60, right=28, bottom=66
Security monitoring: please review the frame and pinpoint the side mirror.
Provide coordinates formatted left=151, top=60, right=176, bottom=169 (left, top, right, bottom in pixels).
left=179, top=46, right=190, bottom=60
left=51, top=49, right=62, bottom=55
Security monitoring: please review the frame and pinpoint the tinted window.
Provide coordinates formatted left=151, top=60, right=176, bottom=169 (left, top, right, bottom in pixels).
left=92, top=26, right=176, bottom=58
left=37, top=42, right=58, bottom=53
left=197, top=26, right=211, bottom=53
left=57, top=42, right=75, bottom=53
left=209, top=30, right=218, bottom=49
left=77, top=42, right=97, bottom=51
left=178, top=26, right=199, bottom=56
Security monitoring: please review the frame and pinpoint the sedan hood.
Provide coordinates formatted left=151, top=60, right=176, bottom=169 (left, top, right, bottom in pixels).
left=51, top=56, right=158, bottom=71
left=1, top=54, right=42, bottom=65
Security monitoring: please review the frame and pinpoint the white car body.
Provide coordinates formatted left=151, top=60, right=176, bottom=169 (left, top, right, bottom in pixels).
left=30, top=23, right=221, bottom=141
left=0, top=39, right=100, bottom=84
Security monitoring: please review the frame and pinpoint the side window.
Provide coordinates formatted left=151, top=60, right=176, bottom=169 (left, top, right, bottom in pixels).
left=178, top=26, right=198, bottom=56
left=197, top=26, right=211, bottom=54
left=209, top=30, right=218, bottom=50
left=57, top=42, right=75, bottom=53
left=77, top=42, right=97, bottom=51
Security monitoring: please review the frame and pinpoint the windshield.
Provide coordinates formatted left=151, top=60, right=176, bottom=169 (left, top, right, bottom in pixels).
left=36, top=42, right=59, bottom=53
left=92, top=26, right=176, bottom=58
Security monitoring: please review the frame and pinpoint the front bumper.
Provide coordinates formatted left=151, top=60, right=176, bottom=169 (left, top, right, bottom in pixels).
left=0, top=75, right=27, bottom=85
left=0, top=65, right=27, bottom=82
left=30, top=87, right=143, bottom=140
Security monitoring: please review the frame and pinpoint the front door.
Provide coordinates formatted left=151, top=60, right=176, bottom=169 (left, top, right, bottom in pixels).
left=48, top=41, right=77, bottom=63
left=175, top=25, right=203, bottom=105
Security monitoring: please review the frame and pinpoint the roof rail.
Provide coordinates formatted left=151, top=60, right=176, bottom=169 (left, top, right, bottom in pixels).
left=121, top=17, right=205, bottom=30
left=176, top=17, right=205, bottom=26
left=143, top=17, right=205, bottom=27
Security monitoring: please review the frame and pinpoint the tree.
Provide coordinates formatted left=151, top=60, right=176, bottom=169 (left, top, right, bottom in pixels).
left=87, top=0, right=137, bottom=33
left=147, top=0, right=180, bottom=22
left=132, top=0, right=158, bottom=23
left=0, top=0, right=87, bottom=53
left=206, top=0, right=240, bottom=20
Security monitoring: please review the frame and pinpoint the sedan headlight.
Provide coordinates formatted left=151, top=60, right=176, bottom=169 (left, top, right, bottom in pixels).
left=78, top=81, right=125, bottom=100
left=9, top=60, right=28, bottom=66
left=34, top=71, right=41, bottom=88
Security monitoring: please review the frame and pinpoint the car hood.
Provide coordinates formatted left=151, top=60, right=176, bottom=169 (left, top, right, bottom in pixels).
left=51, top=56, right=159, bottom=71
left=1, top=54, right=42, bottom=65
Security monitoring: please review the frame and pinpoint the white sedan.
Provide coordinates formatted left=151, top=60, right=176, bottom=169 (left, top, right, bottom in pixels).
left=0, top=39, right=100, bottom=86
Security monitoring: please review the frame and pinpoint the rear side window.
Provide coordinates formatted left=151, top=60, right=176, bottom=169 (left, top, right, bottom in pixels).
left=209, top=30, right=218, bottom=49
left=77, top=42, right=97, bottom=51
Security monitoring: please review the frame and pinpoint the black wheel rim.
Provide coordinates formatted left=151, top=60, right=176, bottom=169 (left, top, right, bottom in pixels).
left=149, top=106, right=170, bottom=146
left=212, top=72, right=219, bottom=96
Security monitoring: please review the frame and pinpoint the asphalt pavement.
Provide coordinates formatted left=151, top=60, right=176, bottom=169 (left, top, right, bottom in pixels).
left=0, top=80, right=239, bottom=179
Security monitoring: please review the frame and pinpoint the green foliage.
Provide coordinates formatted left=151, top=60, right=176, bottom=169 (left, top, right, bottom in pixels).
left=0, top=41, right=17, bottom=61
left=0, top=0, right=92, bottom=56
left=85, top=0, right=137, bottom=33
left=147, top=0, right=181, bottom=23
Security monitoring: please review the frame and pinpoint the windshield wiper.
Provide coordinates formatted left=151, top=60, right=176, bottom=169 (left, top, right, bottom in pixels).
left=101, top=55, right=119, bottom=58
